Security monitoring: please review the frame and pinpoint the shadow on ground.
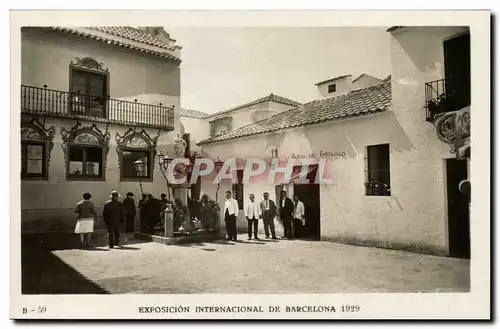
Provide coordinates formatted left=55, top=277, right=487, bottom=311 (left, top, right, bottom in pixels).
left=21, top=233, right=148, bottom=294
left=175, top=236, right=285, bottom=249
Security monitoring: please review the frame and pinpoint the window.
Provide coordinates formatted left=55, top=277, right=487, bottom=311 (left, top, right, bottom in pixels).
left=116, top=134, right=154, bottom=181
left=70, top=69, right=107, bottom=118
left=365, top=144, right=391, bottom=196
left=21, top=142, right=46, bottom=178
left=21, top=120, right=55, bottom=180
left=121, top=149, right=152, bottom=179
left=68, top=145, right=104, bottom=179
left=232, top=169, right=244, bottom=209
left=210, top=119, right=232, bottom=137
left=328, top=84, right=336, bottom=93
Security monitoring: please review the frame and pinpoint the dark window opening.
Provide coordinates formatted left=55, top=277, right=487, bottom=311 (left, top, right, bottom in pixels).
left=365, top=143, right=391, bottom=196
left=68, top=145, right=103, bottom=179
left=232, top=169, right=244, bottom=209
left=121, top=149, right=152, bottom=180
left=70, top=69, right=107, bottom=118
left=21, top=142, right=46, bottom=178
left=328, top=84, right=336, bottom=93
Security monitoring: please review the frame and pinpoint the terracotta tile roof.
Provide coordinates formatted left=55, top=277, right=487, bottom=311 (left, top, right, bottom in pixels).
left=315, top=74, right=352, bottom=86
left=352, top=73, right=384, bottom=83
left=199, top=82, right=391, bottom=145
left=48, top=26, right=181, bottom=62
left=180, top=108, right=208, bottom=119
left=208, top=115, right=232, bottom=123
left=205, top=93, right=302, bottom=120
left=90, top=26, right=177, bottom=50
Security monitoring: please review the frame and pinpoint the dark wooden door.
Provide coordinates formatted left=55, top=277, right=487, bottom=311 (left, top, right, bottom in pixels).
left=293, top=183, right=321, bottom=240
left=443, top=33, right=471, bottom=110
left=446, top=159, right=470, bottom=259
left=70, top=69, right=107, bottom=117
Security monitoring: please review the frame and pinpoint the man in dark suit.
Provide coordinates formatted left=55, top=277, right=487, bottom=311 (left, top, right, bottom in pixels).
left=103, top=191, right=124, bottom=248
left=259, top=192, right=278, bottom=240
left=279, top=190, right=295, bottom=239
left=122, top=192, right=136, bottom=243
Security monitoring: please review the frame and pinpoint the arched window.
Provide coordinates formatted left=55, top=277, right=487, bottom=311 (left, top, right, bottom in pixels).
left=115, top=128, right=159, bottom=181
left=21, top=119, right=55, bottom=180
left=61, top=123, right=110, bottom=180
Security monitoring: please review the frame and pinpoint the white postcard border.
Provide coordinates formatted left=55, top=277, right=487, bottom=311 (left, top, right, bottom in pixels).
left=9, top=10, right=491, bottom=320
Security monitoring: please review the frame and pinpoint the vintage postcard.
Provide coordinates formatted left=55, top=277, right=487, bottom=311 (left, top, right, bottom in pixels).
left=9, top=10, right=490, bottom=320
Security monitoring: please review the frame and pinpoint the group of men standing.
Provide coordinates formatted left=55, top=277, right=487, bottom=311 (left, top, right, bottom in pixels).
left=223, top=190, right=305, bottom=242
left=90, top=188, right=306, bottom=248
left=100, top=191, right=168, bottom=248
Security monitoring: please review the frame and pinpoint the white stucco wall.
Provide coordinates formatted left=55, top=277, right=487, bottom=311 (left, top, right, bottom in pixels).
left=21, top=118, right=178, bottom=232
left=352, top=75, right=384, bottom=90
left=316, top=76, right=353, bottom=99
left=207, top=100, right=297, bottom=138
left=200, top=25, right=468, bottom=254
left=199, top=110, right=453, bottom=252
left=21, top=28, right=181, bottom=131
left=20, top=28, right=181, bottom=232
left=180, top=116, right=210, bottom=153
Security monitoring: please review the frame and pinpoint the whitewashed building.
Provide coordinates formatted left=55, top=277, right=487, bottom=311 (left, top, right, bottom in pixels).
left=196, top=26, right=471, bottom=258
left=20, top=26, right=182, bottom=233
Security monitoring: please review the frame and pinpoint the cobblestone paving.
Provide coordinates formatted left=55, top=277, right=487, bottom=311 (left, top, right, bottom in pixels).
left=51, top=235, right=470, bottom=294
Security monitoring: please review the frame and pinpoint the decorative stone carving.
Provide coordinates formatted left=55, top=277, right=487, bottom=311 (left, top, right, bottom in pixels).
left=61, top=122, right=111, bottom=144
left=70, top=56, right=108, bottom=72
left=60, top=122, right=111, bottom=169
left=173, top=132, right=187, bottom=158
left=74, top=132, right=100, bottom=145
left=21, top=117, right=56, bottom=166
left=434, top=105, right=471, bottom=153
left=21, top=118, right=56, bottom=141
left=455, top=106, right=471, bottom=139
left=115, top=127, right=160, bottom=172
left=115, top=127, right=159, bottom=148
left=127, top=136, right=148, bottom=148
left=435, top=112, right=457, bottom=145
left=21, top=127, right=42, bottom=140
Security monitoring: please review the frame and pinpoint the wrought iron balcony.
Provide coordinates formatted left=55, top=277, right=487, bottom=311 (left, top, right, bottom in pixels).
left=424, top=78, right=471, bottom=122
left=21, top=85, right=175, bottom=130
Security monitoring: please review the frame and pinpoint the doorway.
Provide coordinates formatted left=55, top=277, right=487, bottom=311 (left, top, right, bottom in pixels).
left=443, top=32, right=471, bottom=110
left=293, top=183, right=321, bottom=240
left=446, top=159, right=470, bottom=259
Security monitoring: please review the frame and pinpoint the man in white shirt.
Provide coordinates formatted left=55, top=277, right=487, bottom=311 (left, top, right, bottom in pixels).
left=245, top=193, right=261, bottom=240
left=292, top=195, right=305, bottom=238
left=223, top=190, right=239, bottom=242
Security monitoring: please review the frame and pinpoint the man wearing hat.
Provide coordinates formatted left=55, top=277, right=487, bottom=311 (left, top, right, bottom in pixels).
left=103, top=191, right=125, bottom=248
left=122, top=192, right=136, bottom=243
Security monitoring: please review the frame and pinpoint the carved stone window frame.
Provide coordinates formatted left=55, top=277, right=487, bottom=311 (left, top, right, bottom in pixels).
left=61, top=122, right=111, bottom=181
left=21, top=118, right=56, bottom=180
left=115, top=128, right=160, bottom=182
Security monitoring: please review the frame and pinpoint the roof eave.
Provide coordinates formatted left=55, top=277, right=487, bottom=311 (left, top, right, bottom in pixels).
left=387, top=26, right=408, bottom=33
left=198, top=108, right=389, bottom=146
left=47, top=27, right=182, bottom=63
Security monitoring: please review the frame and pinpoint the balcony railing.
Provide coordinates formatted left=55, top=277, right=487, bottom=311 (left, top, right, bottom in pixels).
left=21, top=85, right=175, bottom=130
left=424, top=78, right=471, bottom=122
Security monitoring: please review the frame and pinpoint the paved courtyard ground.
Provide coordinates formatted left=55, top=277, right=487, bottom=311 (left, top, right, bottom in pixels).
left=22, top=234, right=470, bottom=294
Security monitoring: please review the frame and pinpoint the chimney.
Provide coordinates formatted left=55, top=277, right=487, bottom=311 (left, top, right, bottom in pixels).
left=315, top=75, right=353, bottom=99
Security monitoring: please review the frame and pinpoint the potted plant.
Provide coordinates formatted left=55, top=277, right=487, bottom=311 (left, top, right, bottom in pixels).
left=426, top=91, right=457, bottom=121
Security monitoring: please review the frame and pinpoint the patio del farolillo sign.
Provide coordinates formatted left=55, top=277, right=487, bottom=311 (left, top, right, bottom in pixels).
left=285, top=150, right=347, bottom=161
